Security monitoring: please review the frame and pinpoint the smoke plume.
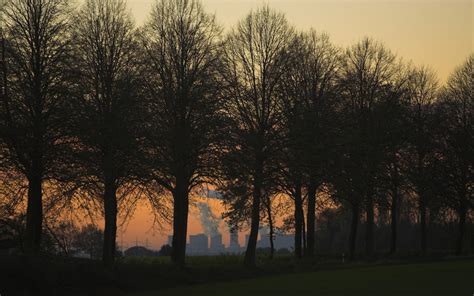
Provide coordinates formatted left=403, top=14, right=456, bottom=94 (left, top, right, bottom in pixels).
left=196, top=202, right=220, bottom=237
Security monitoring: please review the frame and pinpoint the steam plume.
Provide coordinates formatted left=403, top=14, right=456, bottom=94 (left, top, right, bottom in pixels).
left=196, top=202, right=220, bottom=237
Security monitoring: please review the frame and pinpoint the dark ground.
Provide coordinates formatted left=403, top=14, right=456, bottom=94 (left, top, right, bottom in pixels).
left=0, top=253, right=472, bottom=296
left=137, top=260, right=474, bottom=296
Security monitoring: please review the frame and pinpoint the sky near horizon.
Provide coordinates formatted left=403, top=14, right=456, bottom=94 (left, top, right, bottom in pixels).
left=116, top=0, right=473, bottom=249
left=124, top=0, right=473, bottom=83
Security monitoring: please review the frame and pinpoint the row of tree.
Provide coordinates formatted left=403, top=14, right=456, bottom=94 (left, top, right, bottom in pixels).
left=0, top=0, right=472, bottom=268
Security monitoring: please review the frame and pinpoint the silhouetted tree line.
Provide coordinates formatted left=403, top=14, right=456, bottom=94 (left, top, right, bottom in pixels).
left=0, top=0, right=472, bottom=268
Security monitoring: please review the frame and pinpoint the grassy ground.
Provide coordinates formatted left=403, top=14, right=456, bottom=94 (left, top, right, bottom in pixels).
left=133, top=260, right=474, bottom=296
left=1, top=254, right=472, bottom=295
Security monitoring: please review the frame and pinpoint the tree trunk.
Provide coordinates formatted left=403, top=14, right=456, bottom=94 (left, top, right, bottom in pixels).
left=419, top=198, right=427, bottom=255
left=25, top=168, right=43, bottom=254
left=389, top=186, right=398, bottom=255
left=302, top=212, right=307, bottom=255
left=294, top=182, right=303, bottom=258
left=171, top=177, right=189, bottom=267
left=306, top=181, right=317, bottom=257
left=103, top=178, right=117, bottom=267
left=365, top=190, right=374, bottom=258
left=417, top=153, right=428, bottom=256
left=348, top=203, right=359, bottom=261
left=456, top=197, right=467, bottom=256
left=266, top=196, right=275, bottom=259
left=244, top=168, right=262, bottom=268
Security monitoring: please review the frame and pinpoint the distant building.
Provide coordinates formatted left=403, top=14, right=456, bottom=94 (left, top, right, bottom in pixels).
left=210, top=233, right=225, bottom=254
left=257, top=232, right=293, bottom=251
left=187, top=233, right=208, bottom=255
left=258, top=233, right=271, bottom=248
left=228, top=229, right=240, bottom=253
left=167, top=235, right=173, bottom=246
left=273, top=234, right=293, bottom=250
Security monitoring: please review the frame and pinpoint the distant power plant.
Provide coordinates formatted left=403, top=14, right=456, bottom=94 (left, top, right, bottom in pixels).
left=125, top=228, right=294, bottom=257
left=186, top=230, right=238, bottom=256
left=210, top=233, right=225, bottom=253
left=188, top=234, right=209, bottom=255
left=228, top=228, right=240, bottom=253
left=182, top=228, right=293, bottom=256
left=161, top=201, right=295, bottom=256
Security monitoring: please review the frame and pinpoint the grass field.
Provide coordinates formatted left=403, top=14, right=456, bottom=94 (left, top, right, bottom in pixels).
left=134, top=260, right=474, bottom=296
left=2, top=255, right=472, bottom=295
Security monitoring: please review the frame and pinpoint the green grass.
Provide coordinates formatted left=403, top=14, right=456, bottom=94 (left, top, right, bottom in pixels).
left=133, top=260, right=474, bottom=296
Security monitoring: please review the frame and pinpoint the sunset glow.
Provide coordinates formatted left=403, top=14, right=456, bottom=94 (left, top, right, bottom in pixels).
left=119, top=0, right=473, bottom=249
left=1, top=0, right=472, bottom=294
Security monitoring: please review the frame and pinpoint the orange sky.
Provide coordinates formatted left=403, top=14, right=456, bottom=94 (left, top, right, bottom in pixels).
left=101, top=0, right=472, bottom=249
left=117, top=197, right=241, bottom=250
left=125, top=0, right=473, bottom=82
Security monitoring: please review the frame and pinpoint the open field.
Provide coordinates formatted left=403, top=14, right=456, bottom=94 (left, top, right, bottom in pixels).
left=134, top=260, right=474, bottom=296
left=1, top=255, right=473, bottom=295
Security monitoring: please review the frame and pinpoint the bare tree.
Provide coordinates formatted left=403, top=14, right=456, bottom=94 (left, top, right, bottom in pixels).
left=385, top=150, right=405, bottom=255
left=277, top=60, right=307, bottom=258
left=405, top=66, right=439, bottom=255
left=220, top=5, right=294, bottom=267
left=278, top=38, right=307, bottom=257
left=140, top=0, right=223, bottom=267
left=70, top=0, right=143, bottom=266
left=338, top=38, right=402, bottom=258
left=0, top=0, right=72, bottom=253
left=330, top=148, right=364, bottom=260
left=300, top=32, right=340, bottom=258
left=438, top=54, right=473, bottom=255
left=279, top=31, right=340, bottom=258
